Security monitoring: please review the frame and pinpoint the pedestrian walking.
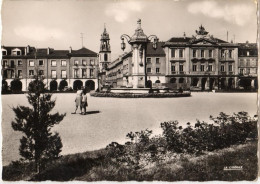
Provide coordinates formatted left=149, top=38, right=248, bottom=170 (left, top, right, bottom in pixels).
left=72, top=86, right=83, bottom=114
left=81, top=89, right=88, bottom=115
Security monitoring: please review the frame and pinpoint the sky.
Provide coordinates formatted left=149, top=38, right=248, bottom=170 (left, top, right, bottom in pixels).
left=1, top=0, right=258, bottom=60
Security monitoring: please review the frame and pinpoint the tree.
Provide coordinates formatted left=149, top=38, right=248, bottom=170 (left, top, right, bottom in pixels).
left=10, top=79, right=23, bottom=93
left=11, top=77, right=66, bottom=173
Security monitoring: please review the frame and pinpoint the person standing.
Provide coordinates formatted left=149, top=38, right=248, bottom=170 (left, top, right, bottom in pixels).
left=81, top=90, right=88, bottom=115
left=72, top=87, right=83, bottom=114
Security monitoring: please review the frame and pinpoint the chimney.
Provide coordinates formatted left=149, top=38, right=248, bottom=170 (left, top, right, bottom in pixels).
left=47, top=47, right=50, bottom=55
left=24, top=47, right=27, bottom=55
left=183, top=32, right=186, bottom=39
left=69, top=46, right=72, bottom=53
left=27, top=45, right=30, bottom=54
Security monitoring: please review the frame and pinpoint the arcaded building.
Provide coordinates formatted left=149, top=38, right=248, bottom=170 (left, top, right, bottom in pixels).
left=1, top=45, right=99, bottom=91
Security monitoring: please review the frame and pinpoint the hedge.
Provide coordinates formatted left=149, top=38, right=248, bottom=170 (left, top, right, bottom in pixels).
left=90, top=91, right=191, bottom=98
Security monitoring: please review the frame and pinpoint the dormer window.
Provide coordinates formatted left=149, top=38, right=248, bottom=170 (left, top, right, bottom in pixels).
left=2, top=49, right=7, bottom=56
left=12, top=48, right=22, bottom=56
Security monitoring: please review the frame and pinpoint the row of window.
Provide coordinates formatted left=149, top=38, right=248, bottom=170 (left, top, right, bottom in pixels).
left=170, top=49, right=234, bottom=59
left=4, top=69, right=94, bottom=79
left=2, top=59, right=96, bottom=67
left=171, top=49, right=184, bottom=58
left=73, top=69, right=94, bottom=78
left=147, top=68, right=160, bottom=73
left=239, top=68, right=257, bottom=75
left=2, top=50, right=22, bottom=56
left=170, top=64, right=233, bottom=72
left=146, top=58, right=160, bottom=64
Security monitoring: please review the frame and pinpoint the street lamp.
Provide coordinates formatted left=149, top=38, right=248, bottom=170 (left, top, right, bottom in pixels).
left=120, top=19, right=158, bottom=88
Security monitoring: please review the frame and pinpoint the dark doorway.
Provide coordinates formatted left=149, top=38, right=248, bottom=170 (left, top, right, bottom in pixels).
left=59, top=80, right=68, bottom=91
left=85, top=80, right=95, bottom=90
left=209, top=78, right=215, bottom=90
left=73, top=80, right=83, bottom=90
left=146, top=80, right=152, bottom=88
left=201, top=78, right=207, bottom=90
left=179, top=78, right=184, bottom=83
left=192, top=78, right=199, bottom=87
left=50, top=80, right=58, bottom=91
left=228, top=78, right=234, bottom=89
left=239, top=78, right=252, bottom=90
left=170, top=78, right=176, bottom=83
left=2, top=80, right=8, bottom=92
left=220, top=78, right=226, bottom=90
left=10, top=79, right=22, bottom=93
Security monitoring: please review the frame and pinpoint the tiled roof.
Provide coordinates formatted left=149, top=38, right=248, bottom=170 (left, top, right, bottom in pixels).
left=2, top=46, right=27, bottom=55
left=2, top=45, right=98, bottom=59
left=70, top=47, right=98, bottom=57
left=164, top=37, right=229, bottom=46
left=166, top=37, right=191, bottom=43
left=146, top=42, right=165, bottom=56
left=215, top=38, right=228, bottom=43
left=48, top=50, right=69, bottom=59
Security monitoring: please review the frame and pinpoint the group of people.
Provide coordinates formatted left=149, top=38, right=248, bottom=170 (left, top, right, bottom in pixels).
left=72, top=86, right=88, bottom=115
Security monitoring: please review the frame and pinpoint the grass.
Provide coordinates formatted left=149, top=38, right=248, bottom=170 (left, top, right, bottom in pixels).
left=2, top=141, right=257, bottom=181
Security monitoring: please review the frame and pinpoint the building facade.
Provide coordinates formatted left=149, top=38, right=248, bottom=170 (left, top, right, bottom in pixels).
left=2, top=24, right=258, bottom=92
left=237, top=42, right=258, bottom=89
left=1, top=46, right=99, bottom=91
left=163, top=25, right=239, bottom=91
left=104, top=25, right=258, bottom=91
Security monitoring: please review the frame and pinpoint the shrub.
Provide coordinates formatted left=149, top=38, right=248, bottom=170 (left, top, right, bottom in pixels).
left=10, top=79, right=23, bottom=93
left=161, top=112, right=258, bottom=154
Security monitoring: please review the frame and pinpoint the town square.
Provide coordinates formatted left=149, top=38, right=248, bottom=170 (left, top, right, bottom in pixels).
left=1, top=0, right=259, bottom=182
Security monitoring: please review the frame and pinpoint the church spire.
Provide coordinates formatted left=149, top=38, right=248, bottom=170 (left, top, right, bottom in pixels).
left=99, top=24, right=111, bottom=71
left=100, top=23, right=110, bottom=52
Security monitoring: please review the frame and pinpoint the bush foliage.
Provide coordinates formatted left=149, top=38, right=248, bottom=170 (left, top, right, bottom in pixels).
left=106, top=112, right=258, bottom=170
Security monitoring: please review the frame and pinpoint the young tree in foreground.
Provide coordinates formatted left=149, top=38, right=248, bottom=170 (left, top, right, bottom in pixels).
left=11, top=77, right=66, bottom=173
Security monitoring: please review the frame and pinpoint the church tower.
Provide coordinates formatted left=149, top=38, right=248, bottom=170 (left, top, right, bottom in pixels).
left=99, top=24, right=111, bottom=71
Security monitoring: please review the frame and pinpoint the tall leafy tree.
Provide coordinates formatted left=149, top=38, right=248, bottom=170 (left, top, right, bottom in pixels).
left=11, top=76, right=66, bottom=173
